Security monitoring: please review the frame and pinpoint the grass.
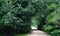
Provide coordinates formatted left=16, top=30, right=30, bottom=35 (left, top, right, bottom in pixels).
left=0, top=33, right=27, bottom=36
left=14, top=33, right=27, bottom=36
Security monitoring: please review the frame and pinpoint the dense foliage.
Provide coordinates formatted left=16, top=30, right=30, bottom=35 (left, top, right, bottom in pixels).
left=0, top=0, right=33, bottom=35
left=31, top=0, right=60, bottom=36
left=0, top=0, right=60, bottom=36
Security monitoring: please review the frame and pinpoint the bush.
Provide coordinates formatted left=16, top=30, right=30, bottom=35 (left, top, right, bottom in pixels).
left=43, top=22, right=60, bottom=35
left=0, top=13, right=31, bottom=34
left=15, top=25, right=31, bottom=33
left=43, top=25, right=54, bottom=34
left=51, top=29, right=60, bottom=36
left=0, top=0, right=32, bottom=34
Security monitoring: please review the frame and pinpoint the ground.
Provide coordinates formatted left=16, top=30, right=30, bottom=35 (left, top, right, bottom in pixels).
left=28, top=30, right=50, bottom=36
left=28, top=27, right=51, bottom=36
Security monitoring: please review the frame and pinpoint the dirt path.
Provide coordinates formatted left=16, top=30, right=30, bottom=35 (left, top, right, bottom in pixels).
left=28, top=27, right=50, bottom=36
left=28, top=30, right=50, bottom=36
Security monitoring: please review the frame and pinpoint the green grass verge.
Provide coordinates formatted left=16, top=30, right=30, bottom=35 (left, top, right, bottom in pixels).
left=0, top=33, right=27, bottom=36
left=14, top=34, right=27, bottom=36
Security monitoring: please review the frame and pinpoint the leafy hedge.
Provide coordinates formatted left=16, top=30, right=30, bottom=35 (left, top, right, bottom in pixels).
left=43, top=24, right=60, bottom=36
left=0, top=0, right=32, bottom=35
left=0, top=13, right=31, bottom=33
left=51, top=29, right=60, bottom=36
left=43, top=25, right=54, bottom=33
left=43, top=7, right=60, bottom=36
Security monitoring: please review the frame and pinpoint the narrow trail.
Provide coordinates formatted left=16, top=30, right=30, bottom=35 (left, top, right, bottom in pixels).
left=28, top=27, right=51, bottom=36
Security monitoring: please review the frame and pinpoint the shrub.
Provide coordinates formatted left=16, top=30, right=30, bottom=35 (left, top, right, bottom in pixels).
left=43, top=22, right=60, bottom=35
left=43, top=25, right=54, bottom=34
left=0, top=13, right=31, bottom=34
left=51, top=29, right=60, bottom=36
left=15, top=25, right=31, bottom=33
left=0, top=0, right=32, bottom=34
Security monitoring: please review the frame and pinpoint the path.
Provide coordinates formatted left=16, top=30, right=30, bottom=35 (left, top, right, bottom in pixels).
left=28, top=27, right=51, bottom=36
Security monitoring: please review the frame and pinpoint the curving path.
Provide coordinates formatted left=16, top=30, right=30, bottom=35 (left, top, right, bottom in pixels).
left=28, top=27, right=51, bottom=36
